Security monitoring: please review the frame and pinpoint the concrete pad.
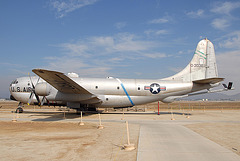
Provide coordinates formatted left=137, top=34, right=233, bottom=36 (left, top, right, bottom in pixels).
left=137, top=122, right=240, bottom=161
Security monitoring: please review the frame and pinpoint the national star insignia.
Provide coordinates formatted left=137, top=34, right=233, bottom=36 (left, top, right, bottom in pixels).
left=151, top=84, right=159, bottom=93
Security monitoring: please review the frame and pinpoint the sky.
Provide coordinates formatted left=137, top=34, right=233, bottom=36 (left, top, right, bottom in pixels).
left=0, top=0, right=240, bottom=98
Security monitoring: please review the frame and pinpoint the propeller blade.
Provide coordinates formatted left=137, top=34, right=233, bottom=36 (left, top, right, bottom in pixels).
left=41, top=97, right=50, bottom=106
left=27, top=92, right=34, bottom=105
left=41, top=97, right=45, bottom=106
left=28, top=73, right=35, bottom=89
left=28, top=73, right=42, bottom=106
left=228, top=82, right=233, bottom=89
left=33, top=91, right=41, bottom=106
left=222, top=83, right=227, bottom=89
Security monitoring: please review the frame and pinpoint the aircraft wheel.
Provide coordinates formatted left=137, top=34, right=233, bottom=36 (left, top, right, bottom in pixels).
left=16, top=107, right=23, bottom=113
left=88, top=107, right=97, bottom=111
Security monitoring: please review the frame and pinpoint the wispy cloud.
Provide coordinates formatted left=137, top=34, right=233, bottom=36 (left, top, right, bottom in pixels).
left=58, top=43, right=90, bottom=57
left=44, top=56, right=111, bottom=76
left=210, top=1, right=240, bottom=30
left=49, top=0, right=99, bottom=18
left=186, top=9, right=204, bottom=18
left=211, top=1, right=240, bottom=16
left=58, top=33, right=159, bottom=56
left=211, top=18, right=229, bottom=30
left=44, top=33, right=168, bottom=76
left=217, top=50, right=240, bottom=95
left=214, top=31, right=240, bottom=94
left=149, top=17, right=169, bottom=24
left=142, top=52, right=167, bottom=58
left=144, top=29, right=169, bottom=36
left=114, top=22, right=127, bottom=29
left=218, top=31, right=240, bottom=49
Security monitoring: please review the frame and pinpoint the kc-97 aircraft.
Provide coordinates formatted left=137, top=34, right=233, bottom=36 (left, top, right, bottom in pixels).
left=10, top=38, right=233, bottom=113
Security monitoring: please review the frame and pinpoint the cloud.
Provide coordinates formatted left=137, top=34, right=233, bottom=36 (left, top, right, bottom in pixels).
left=218, top=31, right=240, bottom=49
left=44, top=56, right=111, bottom=77
left=215, top=31, right=240, bottom=94
left=217, top=50, right=240, bottom=95
left=144, top=29, right=169, bottom=36
left=211, top=18, right=229, bottom=30
left=58, top=43, right=89, bottom=57
left=57, top=33, right=158, bottom=56
left=142, top=52, right=167, bottom=58
left=209, top=2, right=240, bottom=31
left=44, top=33, right=168, bottom=76
left=49, top=0, right=99, bottom=18
left=186, top=9, right=204, bottom=18
left=114, top=22, right=127, bottom=29
left=149, top=18, right=169, bottom=24
left=90, top=33, right=158, bottom=54
left=211, top=1, right=240, bottom=16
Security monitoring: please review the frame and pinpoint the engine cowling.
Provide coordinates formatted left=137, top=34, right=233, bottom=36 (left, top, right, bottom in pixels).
left=35, top=82, right=50, bottom=96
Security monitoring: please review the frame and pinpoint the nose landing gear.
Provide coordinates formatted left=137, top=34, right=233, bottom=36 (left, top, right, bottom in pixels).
left=16, top=102, right=23, bottom=113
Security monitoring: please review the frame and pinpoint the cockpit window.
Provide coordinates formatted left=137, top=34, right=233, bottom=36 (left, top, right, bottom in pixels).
left=10, top=80, right=18, bottom=86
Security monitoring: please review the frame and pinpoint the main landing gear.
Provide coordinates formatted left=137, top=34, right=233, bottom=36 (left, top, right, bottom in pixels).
left=76, top=107, right=97, bottom=115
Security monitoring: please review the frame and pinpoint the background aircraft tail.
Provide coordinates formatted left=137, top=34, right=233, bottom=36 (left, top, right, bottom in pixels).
left=163, top=38, right=220, bottom=82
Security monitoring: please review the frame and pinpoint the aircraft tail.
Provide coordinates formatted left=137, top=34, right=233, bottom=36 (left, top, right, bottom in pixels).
left=163, top=38, right=221, bottom=83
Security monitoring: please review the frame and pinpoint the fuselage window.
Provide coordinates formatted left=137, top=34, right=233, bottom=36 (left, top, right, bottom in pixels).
left=117, top=86, right=120, bottom=90
left=138, top=87, right=140, bottom=90
left=95, top=86, right=98, bottom=89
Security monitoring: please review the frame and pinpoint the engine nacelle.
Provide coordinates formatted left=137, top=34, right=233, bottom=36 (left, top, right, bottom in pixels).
left=35, top=82, right=50, bottom=96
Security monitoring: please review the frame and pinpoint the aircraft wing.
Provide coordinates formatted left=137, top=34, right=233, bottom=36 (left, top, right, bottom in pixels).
left=32, top=69, right=92, bottom=94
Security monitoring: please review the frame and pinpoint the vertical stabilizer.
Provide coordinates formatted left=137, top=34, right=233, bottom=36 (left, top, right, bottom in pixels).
left=163, top=38, right=219, bottom=82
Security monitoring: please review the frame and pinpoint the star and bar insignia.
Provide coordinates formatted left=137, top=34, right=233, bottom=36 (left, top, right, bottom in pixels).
left=144, top=83, right=166, bottom=94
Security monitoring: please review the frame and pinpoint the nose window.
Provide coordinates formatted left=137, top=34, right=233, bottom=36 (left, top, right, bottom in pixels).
left=10, top=80, right=18, bottom=86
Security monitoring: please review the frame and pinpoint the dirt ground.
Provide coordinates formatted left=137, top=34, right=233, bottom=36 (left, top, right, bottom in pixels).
left=0, top=100, right=240, bottom=160
left=185, top=122, right=240, bottom=156
left=0, top=121, right=139, bottom=161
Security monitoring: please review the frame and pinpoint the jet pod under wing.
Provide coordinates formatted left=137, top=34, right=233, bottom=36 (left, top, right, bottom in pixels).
left=32, top=69, right=92, bottom=94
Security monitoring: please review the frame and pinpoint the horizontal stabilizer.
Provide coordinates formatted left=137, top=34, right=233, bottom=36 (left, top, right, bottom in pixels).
left=193, top=78, right=224, bottom=84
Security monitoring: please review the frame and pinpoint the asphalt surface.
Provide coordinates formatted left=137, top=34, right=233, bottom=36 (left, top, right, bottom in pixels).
left=137, top=121, right=240, bottom=161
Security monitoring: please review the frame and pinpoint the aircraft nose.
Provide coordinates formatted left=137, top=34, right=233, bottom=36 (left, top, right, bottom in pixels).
left=9, top=79, right=18, bottom=93
left=10, top=79, right=18, bottom=87
left=10, top=95, right=16, bottom=101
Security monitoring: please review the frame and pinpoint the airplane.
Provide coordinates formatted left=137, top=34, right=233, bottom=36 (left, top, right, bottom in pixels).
left=9, top=38, right=233, bottom=113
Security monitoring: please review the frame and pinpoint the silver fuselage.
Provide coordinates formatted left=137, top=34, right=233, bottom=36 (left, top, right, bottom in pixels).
left=10, top=76, right=212, bottom=108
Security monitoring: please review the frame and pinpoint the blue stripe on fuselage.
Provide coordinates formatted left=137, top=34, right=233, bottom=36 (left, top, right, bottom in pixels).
left=120, top=83, right=135, bottom=106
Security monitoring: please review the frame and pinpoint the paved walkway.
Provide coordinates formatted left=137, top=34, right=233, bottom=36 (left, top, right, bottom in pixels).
left=137, top=121, right=240, bottom=161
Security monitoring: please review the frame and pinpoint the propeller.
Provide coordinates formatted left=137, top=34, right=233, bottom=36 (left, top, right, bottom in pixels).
left=41, top=96, right=50, bottom=106
left=222, top=82, right=233, bottom=90
left=27, top=73, right=41, bottom=106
